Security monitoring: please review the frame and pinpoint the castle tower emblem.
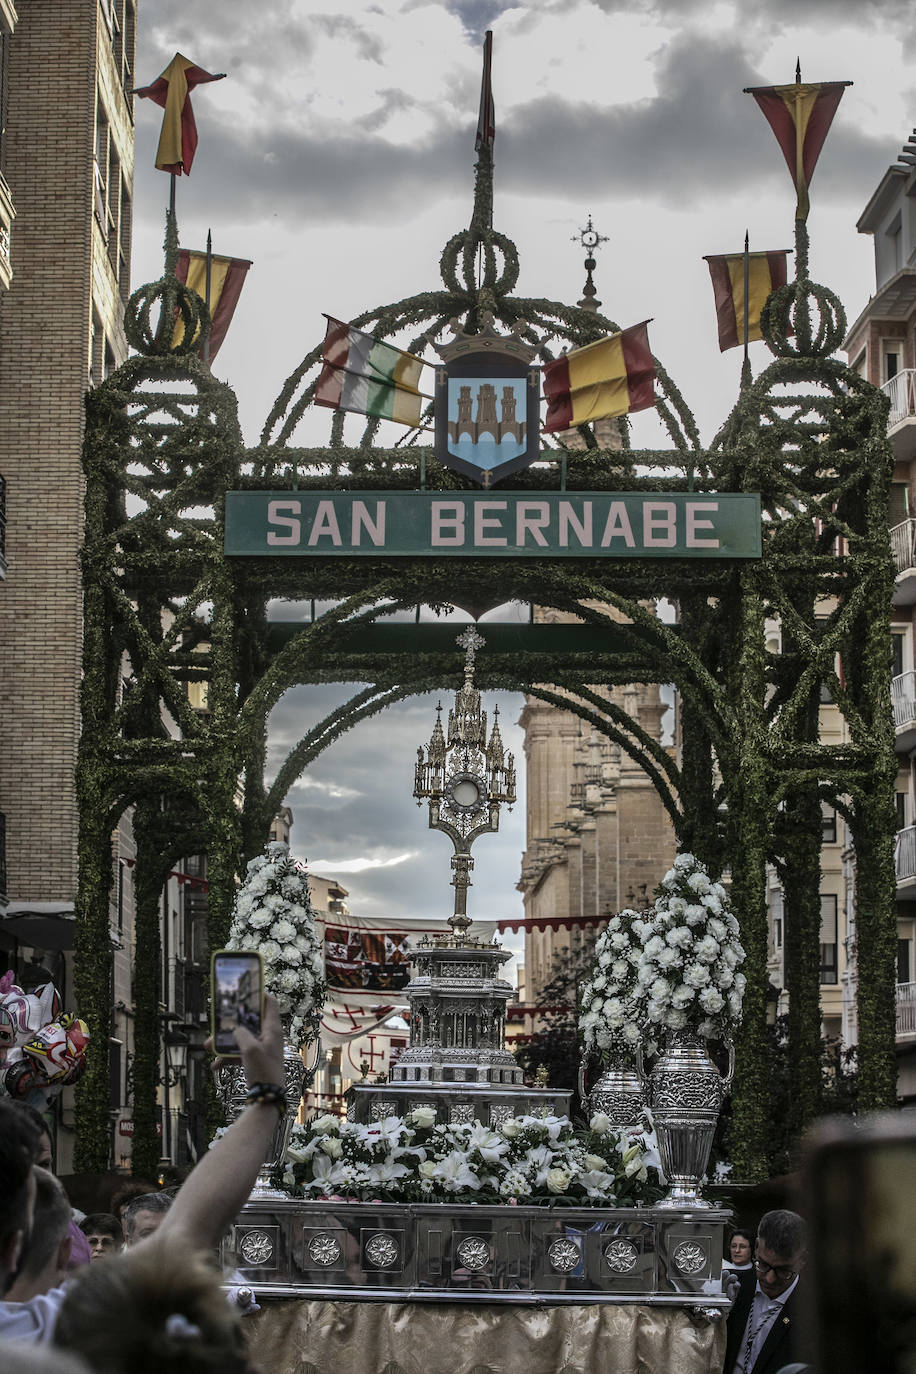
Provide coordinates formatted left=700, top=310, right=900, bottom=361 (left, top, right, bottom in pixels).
left=433, top=313, right=540, bottom=488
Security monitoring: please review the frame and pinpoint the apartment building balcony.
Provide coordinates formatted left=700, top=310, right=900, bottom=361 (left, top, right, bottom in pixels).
left=898, top=981, right=916, bottom=1042
left=893, top=671, right=916, bottom=750
left=896, top=824, right=916, bottom=895
left=883, top=371, right=916, bottom=461
left=890, top=519, right=916, bottom=605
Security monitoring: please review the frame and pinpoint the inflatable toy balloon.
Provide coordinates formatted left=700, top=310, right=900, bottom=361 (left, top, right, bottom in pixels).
left=3, top=1056, right=41, bottom=1099
left=23, top=1014, right=90, bottom=1085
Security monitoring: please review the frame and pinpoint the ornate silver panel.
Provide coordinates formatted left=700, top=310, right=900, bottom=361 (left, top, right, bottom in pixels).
left=369, top=1099, right=398, bottom=1120
left=489, top=1104, right=513, bottom=1126
left=603, top=1238, right=639, bottom=1273
left=672, top=1240, right=708, bottom=1275
left=454, top=1235, right=491, bottom=1272
left=547, top=1237, right=581, bottom=1274
left=363, top=1231, right=402, bottom=1271
left=449, top=1103, right=475, bottom=1124
left=222, top=1200, right=730, bottom=1306
left=302, top=1227, right=346, bottom=1271
left=235, top=1225, right=279, bottom=1270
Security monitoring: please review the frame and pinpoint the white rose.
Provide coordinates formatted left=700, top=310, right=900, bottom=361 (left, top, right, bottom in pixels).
left=589, top=1112, right=611, bottom=1135
left=409, top=1106, right=437, bottom=1128
left=500, top=1119, right=521, bottom=1139
left=310, top=1114, right=339, bottom=1134
left=419, top=1159, right=437, bottom=1178
left=320, top=1136, right=343, bottom=1158
left=546, top=1167, right=571, bottom=1194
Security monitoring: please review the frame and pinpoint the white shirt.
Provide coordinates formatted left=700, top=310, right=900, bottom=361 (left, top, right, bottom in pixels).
left=0, top=1284, right=66, bottom=1343
left=735, top=1275, right=799, bottom=1374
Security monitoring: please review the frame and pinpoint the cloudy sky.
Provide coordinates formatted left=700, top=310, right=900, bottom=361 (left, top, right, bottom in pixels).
left=132, top=0, right=913, bottom=960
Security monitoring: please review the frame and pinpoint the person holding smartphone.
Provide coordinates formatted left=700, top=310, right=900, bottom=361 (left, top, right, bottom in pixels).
left=0, top=993, right=285, bottom=1347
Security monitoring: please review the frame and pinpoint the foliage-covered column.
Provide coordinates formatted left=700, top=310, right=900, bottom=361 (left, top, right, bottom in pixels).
left=130, top=799, right=165, bottom=1182
left=723, top=570, right=770, bottom=1182
left=776, top=781, right=825, bottom=1138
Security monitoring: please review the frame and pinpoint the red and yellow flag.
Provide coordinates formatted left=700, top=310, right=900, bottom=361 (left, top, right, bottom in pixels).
left=745, top=78, right=851, bottom=221
left=703, top=250, right=790, bottom=352
left=542, top=322, right=655, bottom=434
left=174, top=250, right=252, bottom=360
left=135, top=53, right=226, bottom=175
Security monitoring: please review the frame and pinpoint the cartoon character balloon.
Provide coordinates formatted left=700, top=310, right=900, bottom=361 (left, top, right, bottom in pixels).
left=0, top=971, right=89, bottom=1107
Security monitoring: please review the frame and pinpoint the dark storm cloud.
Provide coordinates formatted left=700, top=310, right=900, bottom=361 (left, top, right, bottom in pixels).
left=501, top=32, right=897, bottom=207
left=134, top=25, right=897, bottom=232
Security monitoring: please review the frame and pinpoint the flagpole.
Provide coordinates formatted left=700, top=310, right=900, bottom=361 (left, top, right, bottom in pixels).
left=741, top=230, right=752, bottom=391
left=203, top=229, right=213, bottom=367
left=743, top=231, right=750, bottom=364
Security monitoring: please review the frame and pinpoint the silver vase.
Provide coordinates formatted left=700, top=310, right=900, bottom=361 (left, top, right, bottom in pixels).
left=578, top=1059, right=644, bottom=1128
left=217, top=1041, right=305, bottom=1200
left=637, top=1030, right=734, bottom=1209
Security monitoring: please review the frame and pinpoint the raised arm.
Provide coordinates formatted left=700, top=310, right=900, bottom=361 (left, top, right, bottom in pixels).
left=160, top=994, right=286, bottom=1250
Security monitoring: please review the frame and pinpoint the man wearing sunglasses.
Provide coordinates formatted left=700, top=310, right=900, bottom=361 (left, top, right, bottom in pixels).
left=723, top=1209, right=814, bottom=1374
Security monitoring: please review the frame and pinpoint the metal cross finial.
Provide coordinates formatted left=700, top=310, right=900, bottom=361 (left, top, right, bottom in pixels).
left=572, top=213, right=609, bottom=257
left=456, top=627, right=486, bottom=659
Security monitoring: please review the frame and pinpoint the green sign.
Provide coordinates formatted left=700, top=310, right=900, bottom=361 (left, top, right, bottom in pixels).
left=224, top=491, right=761, bottom=559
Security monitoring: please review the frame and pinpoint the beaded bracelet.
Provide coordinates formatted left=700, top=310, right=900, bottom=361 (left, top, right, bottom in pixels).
left=245, top=1081, right=287, bottom=1115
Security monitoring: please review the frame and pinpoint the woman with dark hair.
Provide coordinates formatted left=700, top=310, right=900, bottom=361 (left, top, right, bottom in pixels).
left=724, top=1226, right=755, bottom=1270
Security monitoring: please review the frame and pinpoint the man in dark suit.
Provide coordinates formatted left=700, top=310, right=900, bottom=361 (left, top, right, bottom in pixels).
left=724, top=1209, right=815, bottom=1374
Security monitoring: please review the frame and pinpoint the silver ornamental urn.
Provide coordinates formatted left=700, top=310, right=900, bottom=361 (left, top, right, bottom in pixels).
left=218, top=1041, right=307, bottom=1200
left=637, top=1031, right=734, bottom=1208
left=578, top=1056, right=644, bottom=1128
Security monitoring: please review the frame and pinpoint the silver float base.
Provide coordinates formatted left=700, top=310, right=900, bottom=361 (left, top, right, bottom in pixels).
left=222, top=1199, right=731, bottom=1307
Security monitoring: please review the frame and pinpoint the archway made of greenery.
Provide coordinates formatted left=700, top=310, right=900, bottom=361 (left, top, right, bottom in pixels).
left=74, top=153, right=896, bottom=1184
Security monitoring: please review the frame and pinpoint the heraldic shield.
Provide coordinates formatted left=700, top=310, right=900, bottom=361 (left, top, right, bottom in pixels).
left=434, top=315, right=540, bottom=488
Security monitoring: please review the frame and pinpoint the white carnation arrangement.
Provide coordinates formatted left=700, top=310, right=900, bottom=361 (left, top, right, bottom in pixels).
left=578, top=853, right=747, bottom=1051
left=577, top=908, right=647, bottom=1063
left=225, top=841, right=326, bottom=1050
left=641, top=853, right=746, bottom=1039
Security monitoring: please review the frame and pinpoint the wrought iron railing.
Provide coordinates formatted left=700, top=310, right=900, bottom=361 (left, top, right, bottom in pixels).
left=882, top=369, right=916, bottom=428
left=891, top=519, right=916, bottom=575
left=895, top=825, right=916, bottom=882
left=892, top=671, right=916, bottom=729
left=897, top=981, right=916, bottom=1037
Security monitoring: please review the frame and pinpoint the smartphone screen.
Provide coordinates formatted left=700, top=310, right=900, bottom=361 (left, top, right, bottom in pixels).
left=211, top=951, right=264, bottom=1056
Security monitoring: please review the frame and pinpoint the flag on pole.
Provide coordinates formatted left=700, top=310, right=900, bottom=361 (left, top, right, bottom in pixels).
left=476, top=30, right=495, bottom=150
left=703, top=249, right=790, bottom=352
left=744, top=78, right=851, bottom=221
left=542, top=321, right=655, bottom=434
left=315, top=316, right=430, bottom=428
left=135, top=53, right=226, bottom=175
left=174, top=249, right=252, bottom=359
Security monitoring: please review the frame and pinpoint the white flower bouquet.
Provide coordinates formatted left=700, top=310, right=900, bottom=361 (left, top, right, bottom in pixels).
left=641, top=852, right=746, bottom=1040
left=225, top=841, right=326, bottom=1050
left=278, top=1109, right=662, bottom=1206
left=577, top=908, right=648, bottom=1064
left=578, top=854, right=746, bottom=1051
